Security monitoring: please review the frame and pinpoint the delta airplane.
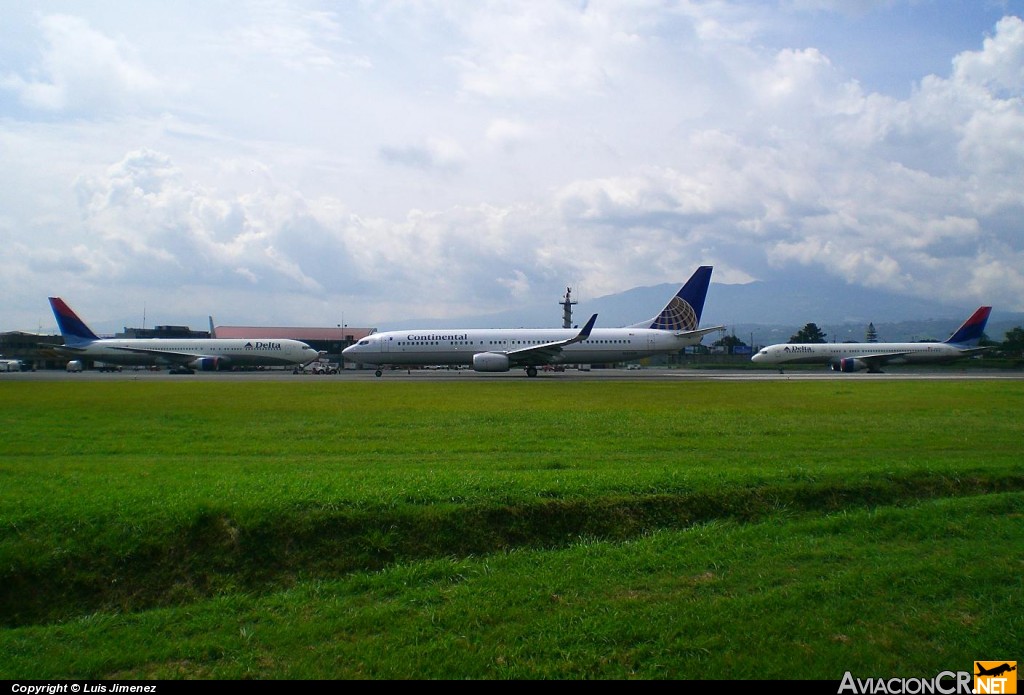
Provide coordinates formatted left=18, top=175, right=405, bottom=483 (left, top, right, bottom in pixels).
left=48, top=297, right=321, bottom=373
left=342, top=266, right=724, bottom=377
left=751, top=306, right=992, bottom=373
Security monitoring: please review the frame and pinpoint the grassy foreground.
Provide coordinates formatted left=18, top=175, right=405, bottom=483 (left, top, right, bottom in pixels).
left=1, top=379, right=1021, bottom=679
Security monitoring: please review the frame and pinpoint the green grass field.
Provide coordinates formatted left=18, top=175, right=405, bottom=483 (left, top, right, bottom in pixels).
left=1, top=380, right=1021, bottom=679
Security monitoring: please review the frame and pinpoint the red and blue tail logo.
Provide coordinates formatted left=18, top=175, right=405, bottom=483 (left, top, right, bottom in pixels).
left=946, top=306, right=991, bottom=346
left=48, top=297, right=100, bottom=345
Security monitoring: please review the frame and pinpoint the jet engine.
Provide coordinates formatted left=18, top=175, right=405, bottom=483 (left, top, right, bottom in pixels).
left=189, top=356, right=224, bottom=371
left=831, top=358, right=866, bottom=373
left=472, top=352, right=511, bottom=372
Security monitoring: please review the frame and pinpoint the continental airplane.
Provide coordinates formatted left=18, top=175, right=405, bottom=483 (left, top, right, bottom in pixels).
left=751, top=306, right=992, bottom=373
left=342, top=266, right=724, bottom=377
left=49, top=297, right=321, bottom=373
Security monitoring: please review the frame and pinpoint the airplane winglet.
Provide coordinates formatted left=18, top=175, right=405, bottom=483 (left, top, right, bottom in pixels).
left=576, top=313, right=598, bottom=341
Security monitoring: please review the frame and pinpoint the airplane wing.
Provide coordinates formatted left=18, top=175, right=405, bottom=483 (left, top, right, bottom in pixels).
left=106, top=345, right=210, bottom=365
left=850, top=351, right=915, bottom=372
left=507, top=314, right=597, bottom=367
left=854, top=345, right=991, bottom=370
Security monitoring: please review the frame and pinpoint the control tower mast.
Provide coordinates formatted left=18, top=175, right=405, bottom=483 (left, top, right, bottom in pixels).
left=560, top=286, right=577, bottom=328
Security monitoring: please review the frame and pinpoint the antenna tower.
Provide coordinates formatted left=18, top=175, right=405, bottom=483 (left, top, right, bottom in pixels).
left=560, top=286, right=577, bottom=328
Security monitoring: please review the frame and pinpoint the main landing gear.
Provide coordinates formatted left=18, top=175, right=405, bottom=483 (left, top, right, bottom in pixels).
left=526, top=366, right=538, bottom=378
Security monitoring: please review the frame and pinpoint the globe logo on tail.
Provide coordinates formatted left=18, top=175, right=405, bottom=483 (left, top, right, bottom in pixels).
left=650, top=296, right=698, bottom=331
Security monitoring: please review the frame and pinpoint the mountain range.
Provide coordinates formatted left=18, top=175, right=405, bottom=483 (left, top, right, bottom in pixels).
left=375, top=275, right=1024, bottom=347
left=32, top=276, right=1022, bottom=347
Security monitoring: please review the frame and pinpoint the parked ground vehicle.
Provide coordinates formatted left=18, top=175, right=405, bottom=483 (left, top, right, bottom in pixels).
left=294, top=361, right=339, bottom=375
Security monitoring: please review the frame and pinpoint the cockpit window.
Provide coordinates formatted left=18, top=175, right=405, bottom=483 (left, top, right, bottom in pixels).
left=359, top=340, right=371, bottom=345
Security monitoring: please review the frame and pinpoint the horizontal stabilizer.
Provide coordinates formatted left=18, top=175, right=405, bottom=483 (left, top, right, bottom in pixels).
left=677, top=325, right=726, bottom=340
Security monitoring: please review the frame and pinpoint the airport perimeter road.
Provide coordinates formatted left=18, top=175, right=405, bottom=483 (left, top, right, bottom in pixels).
left=5, top=367, right=1024, bottom=382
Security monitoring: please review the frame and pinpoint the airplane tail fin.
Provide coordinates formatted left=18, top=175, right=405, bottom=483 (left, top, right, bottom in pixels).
left=209, top=316, right=217, bottom=339
left=630, top=265, right=713, bottom=331
left=944, top=306, right=991, bottom=346
left=48, top=297, right=100, bottom=346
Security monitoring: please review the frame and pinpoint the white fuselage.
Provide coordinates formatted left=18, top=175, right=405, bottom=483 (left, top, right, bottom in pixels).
left=343, top=326, right=701, bottom=367
left=752, top=342, right=966, bottom=367
left=57, top=338, right=320, bottom=368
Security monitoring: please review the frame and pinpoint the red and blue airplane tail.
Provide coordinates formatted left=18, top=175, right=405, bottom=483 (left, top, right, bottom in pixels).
left=48, top=297, right=100, bottom=346
left=945, top=306, right=991, bottom=346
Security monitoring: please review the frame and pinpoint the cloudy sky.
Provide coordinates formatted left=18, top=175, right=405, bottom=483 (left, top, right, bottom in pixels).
left=2, top=0, right=1023, bottom=333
